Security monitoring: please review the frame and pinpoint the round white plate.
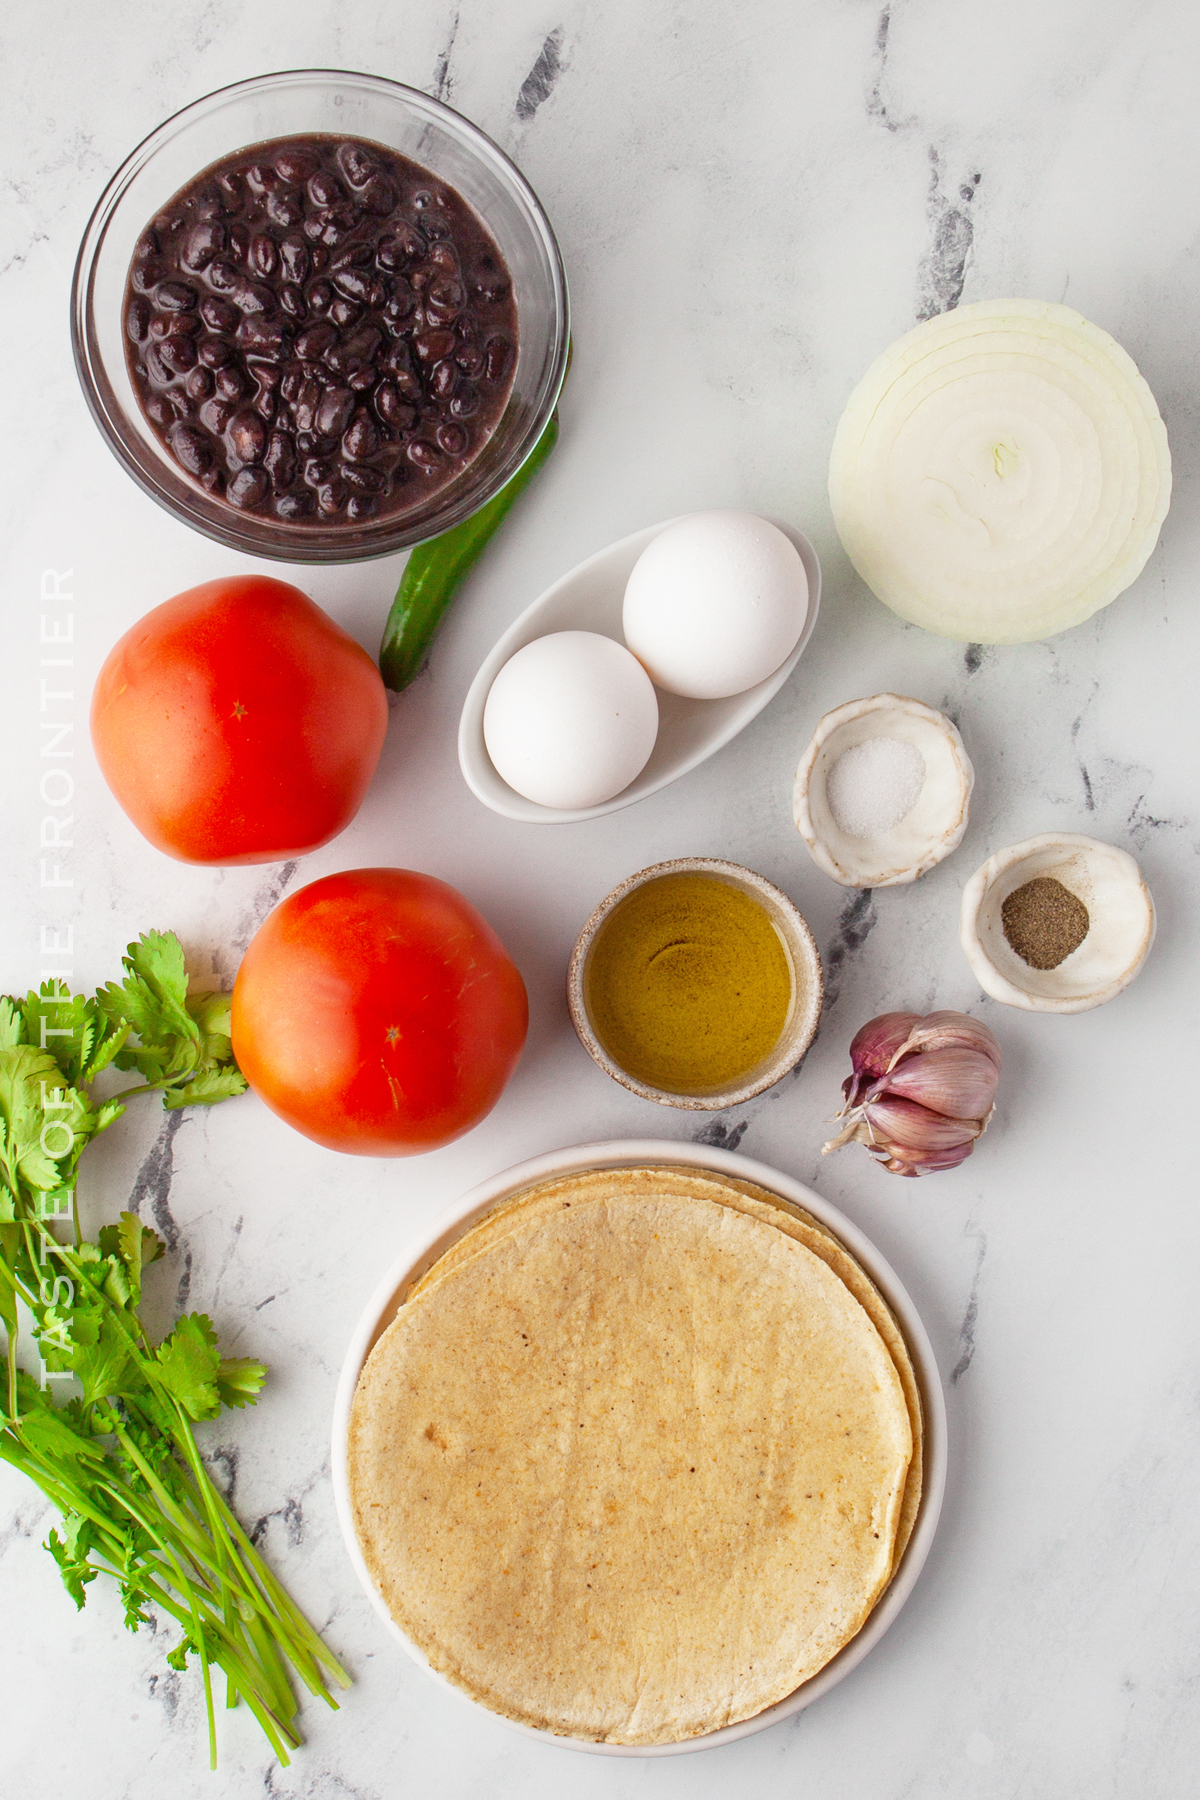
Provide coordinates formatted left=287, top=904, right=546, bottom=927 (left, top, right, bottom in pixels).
left=331, top=1139, right=946, bottom=1755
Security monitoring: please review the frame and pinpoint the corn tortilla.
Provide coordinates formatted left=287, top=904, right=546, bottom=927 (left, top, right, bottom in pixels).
left=349, top=1180, right=913, bottom=1743
left=408, top=1166, right=924, bottom=1572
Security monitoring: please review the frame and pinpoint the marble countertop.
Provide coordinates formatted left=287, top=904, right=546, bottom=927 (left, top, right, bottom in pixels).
left=2, top=2, right=1198, bottom=1795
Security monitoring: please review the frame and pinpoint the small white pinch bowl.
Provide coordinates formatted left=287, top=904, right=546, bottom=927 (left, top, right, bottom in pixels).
left=459, top=514, right=820, bottom=823
left=960, top=832, right=1155, bottom=1013
left=794, top=693, right=974, bottom=887
left=332, top=1138, right=947, bottom=1757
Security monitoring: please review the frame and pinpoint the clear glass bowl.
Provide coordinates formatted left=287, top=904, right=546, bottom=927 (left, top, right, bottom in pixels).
left=71, top=69, right=570, bottom=562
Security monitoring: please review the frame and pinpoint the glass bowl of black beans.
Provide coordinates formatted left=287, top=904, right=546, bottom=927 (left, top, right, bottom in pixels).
left=72, top=69, right=570, bottom=561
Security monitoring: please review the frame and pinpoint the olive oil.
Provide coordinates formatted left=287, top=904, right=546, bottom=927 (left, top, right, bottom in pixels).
left=583, top=873, right=793, bottom=1095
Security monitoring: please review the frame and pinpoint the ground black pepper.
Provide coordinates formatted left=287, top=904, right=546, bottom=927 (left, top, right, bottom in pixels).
left=1001, top=876, right=1089, bottom=969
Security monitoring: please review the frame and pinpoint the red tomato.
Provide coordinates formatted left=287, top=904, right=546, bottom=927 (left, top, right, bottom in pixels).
left=230, top=868, right=529, bottom=1156
left=90, top=575, right=388, bottom=865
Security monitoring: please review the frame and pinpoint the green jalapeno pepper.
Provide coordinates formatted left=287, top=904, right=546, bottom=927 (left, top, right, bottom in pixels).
left=379, top=407, right=561, bottom=693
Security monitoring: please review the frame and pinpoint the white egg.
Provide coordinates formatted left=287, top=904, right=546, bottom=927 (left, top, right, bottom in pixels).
left=483, top=631, right=660, bottom=810
left=622, top=511, right=809, bottom=699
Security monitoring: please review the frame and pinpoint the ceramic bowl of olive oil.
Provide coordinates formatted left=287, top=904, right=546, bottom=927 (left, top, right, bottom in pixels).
left=567, top=857, right=824, bottom=1110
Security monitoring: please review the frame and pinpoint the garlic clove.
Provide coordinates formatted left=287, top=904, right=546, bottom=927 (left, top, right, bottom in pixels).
left=885, top=1010, right=1003, bottom=1074
left=880, top=1139, right=977, bottom=1177
left=875, top=1047, right=999, bottom=1122
left=844, top=1010, right=923, bottom=1107
left=859, top=1093, right=984, bottom=1154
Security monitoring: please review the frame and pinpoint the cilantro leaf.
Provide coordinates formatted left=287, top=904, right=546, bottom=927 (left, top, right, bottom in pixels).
left=216, top=1357, right=267, bottom=1410
left=154, top=1313, right=222, bottom=1421
left=162, top=1068, right=248, bottom=1110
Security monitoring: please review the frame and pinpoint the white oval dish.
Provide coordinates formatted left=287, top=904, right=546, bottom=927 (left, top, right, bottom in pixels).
left=794, top=693, right=973, bottom=887
left=458, top=515, right=821, bottom=823
left=960, top=832, right=1155, bottom=1012
left=331, top=1138, right=946, bottom=1756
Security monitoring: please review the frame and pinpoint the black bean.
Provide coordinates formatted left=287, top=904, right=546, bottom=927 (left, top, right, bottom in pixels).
left=316, top=481, right=346, bottom=517
left=231, top=278, right=277, bottom=315
left=329, top=298, right=362, bottom=328
left=422, top=211, right=451, bottom=240
left=254, top=388, right=277, bottom=422
left=226, top=467, right=269, bottom=508
left=455, top=344, right=484, bottom=378
left=342, top=411, right=380, bottom=461
left=168, top=423, right=212, bottom=476
left=384, top=278, right=415, bottom=318
left=349, top=367, right=376, bottom=393
left=206, top=259, right=239, bottom=293
left=483, top=335, right=513, bottom=383
left=186, top=365, right=214, bottom=400
left=267, top=191, right=305, bottom=228
left=326, top=270, right=369, bottom=309
left=426, top=278, right=465, bottom=322
left=215, top=366, right=247, bottom=401
left=264, top=430, right=297, bottom=489
left=279, top=283, right=307, bottom=319
left=292, top=380, right=322, bottom=432
left=316, top=387, right=355, bottom=437
left=308, top=280, right=334, bottom=314
left=275, top=148, right=319, bottom=185
left=200, top=295, right=239, bottom=332
left=182, top=221, right=226, bottom=271
left=427, top=243, right=458, bottom=274
left=343, top=463, right=386, bottom=493
left=303, top=215, right=325, bottom=242
left=296, top=321, right=337, bottom=361
left=374, top=383, right=417, bottom=431
left=280, top=364, right=306, bottom=402
left=131, top=259, right=165, bottom=294
left=137, top=228, right=159, bottom=258
left=144, top=344, right=174, bottom=386
left=310, top=241, right=330, bottom=272
left=414, top=328, right=457, bottom=363
left=159, top=334, right=198, bottom=374
left=436, top=422, right=468, bottom=457
left=200, top=397, right=235, bottom=433
left=250, top=234, right=279, bottom=279
left=215, top=172, right=243, bottom=209
left=337, top=142, right=378, bottom=188
left=407, top=439, right=442, bottom=475
left=229, top=222, right=251, bottom=263
left=273, top=490, right=313, bottom=520
left=362, top=178, right=396, bottom=216
left=237, top=315, right=289, bottom=360
left=303, top=457, right=331, bottom=487
left=156, top=280, right=197, bottom=311
left=347, top=494, right=380, bottom=521
left=126, top=298, right=152, bottom=342
left=280, top=234, right=311, bottom=283
left=430, top=359, right=457, bottom=399
left=146, top=394, right=176, bottom=426
left=449, top=384, right=480, bottom=418
left=245, top=164, right=281, bottom=196
left=199, top=336, right=234, bottom=370
left=307, top=170, right=344, bottom=208
left=228, top=409, right=267, bottom=464
left=332, top=240, right=373, bottom=270
left=326, top=325, right=382, bottom=375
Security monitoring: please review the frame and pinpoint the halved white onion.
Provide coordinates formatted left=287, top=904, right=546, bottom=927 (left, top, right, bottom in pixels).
left=828, top=300, right=1171, bottom=643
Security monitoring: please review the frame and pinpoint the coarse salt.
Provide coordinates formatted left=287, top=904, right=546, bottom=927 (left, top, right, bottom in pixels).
left=826, top=736, right=925, bottom=839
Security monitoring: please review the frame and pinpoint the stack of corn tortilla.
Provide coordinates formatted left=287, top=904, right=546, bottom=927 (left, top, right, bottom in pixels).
left=348, top=1165, right=923, bottom=1744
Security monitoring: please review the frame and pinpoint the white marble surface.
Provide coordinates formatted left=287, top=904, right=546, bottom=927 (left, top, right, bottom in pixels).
left=2, top=2, right=1199, bottom=1795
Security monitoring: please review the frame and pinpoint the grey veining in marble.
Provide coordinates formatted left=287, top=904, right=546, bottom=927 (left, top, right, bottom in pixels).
left=2, top=2, right=1199, bottom=1796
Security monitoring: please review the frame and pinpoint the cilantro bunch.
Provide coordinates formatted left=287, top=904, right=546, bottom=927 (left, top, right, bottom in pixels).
left=0, top=932, right=349, bottom=1768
